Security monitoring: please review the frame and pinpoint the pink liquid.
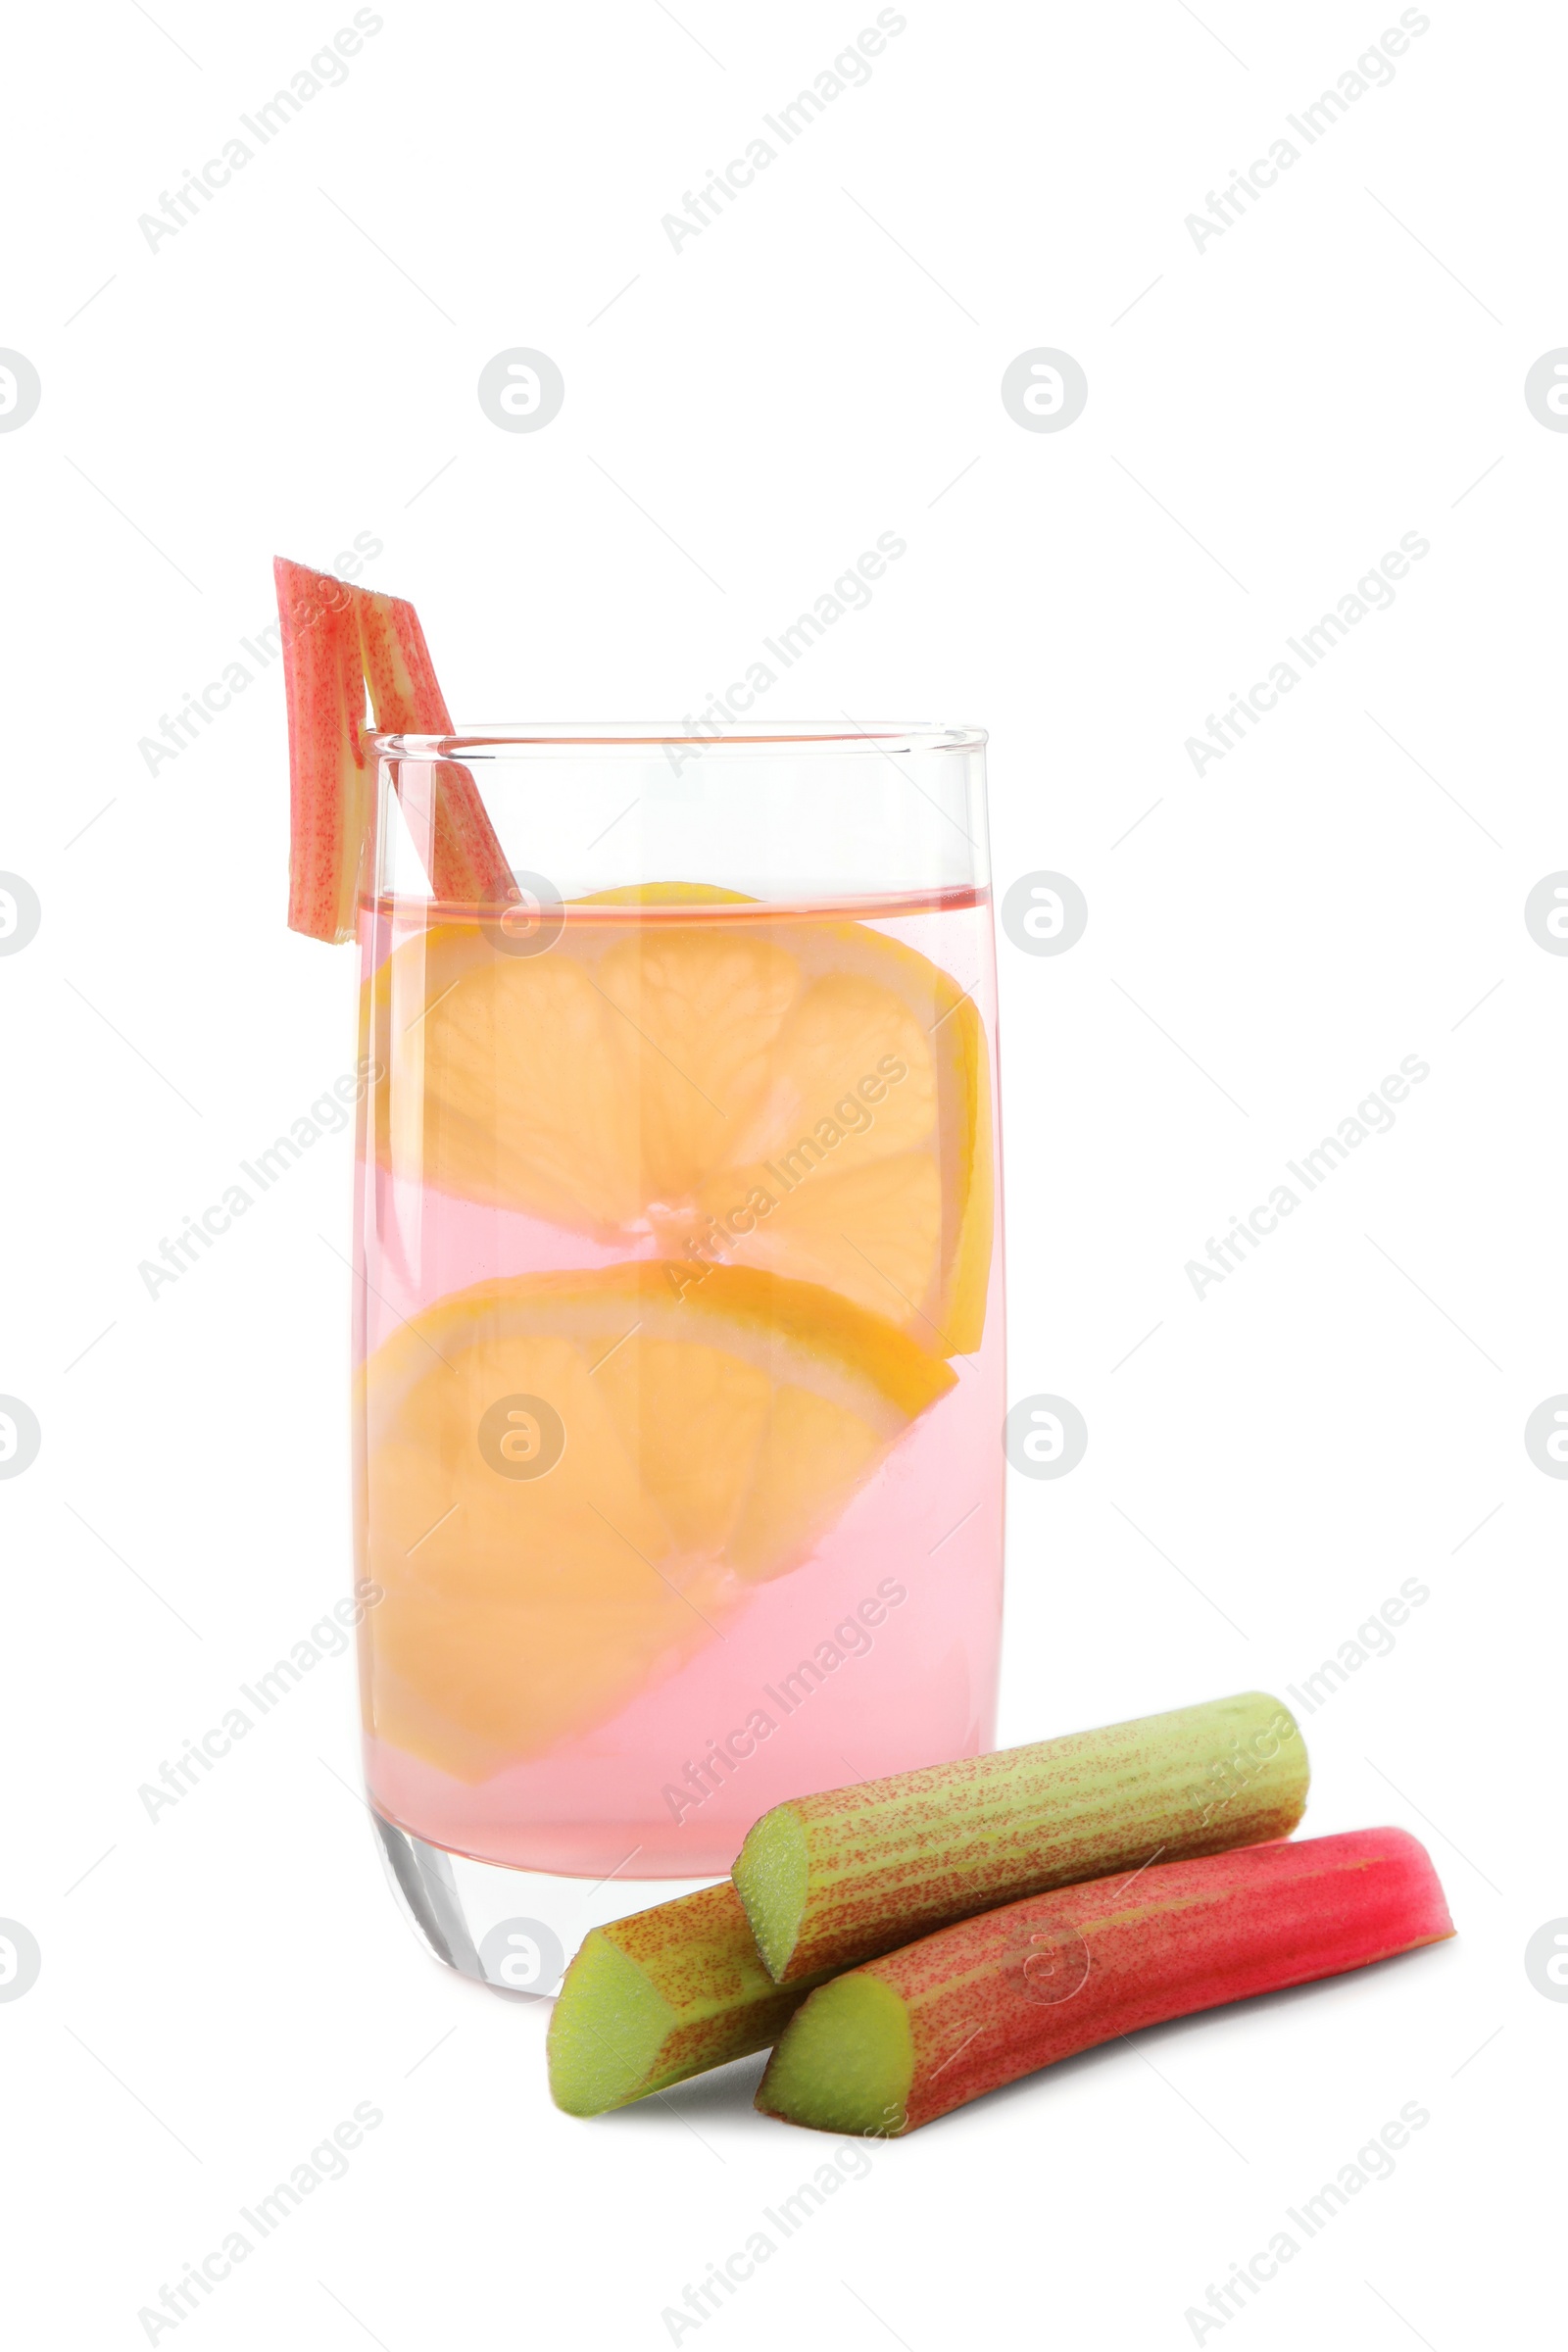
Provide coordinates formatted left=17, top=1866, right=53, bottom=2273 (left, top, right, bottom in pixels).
left=353, top=888, right=1004, bottom=1876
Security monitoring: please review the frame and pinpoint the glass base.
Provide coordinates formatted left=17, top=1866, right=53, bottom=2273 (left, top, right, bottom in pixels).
left=371, top=1805, right=717, bottom=1995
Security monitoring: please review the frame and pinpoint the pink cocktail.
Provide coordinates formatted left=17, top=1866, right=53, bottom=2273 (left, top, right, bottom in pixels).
left=347, top=725, right=1004, bottom=1977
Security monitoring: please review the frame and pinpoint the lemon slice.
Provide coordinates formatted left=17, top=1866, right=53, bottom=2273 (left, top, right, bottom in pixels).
left=364, top=890, right=993, bottom=1353
left=359, top=1261, right=956, bottom=1780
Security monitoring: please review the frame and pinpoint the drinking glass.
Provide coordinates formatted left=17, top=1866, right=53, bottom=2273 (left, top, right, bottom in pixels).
left=351, top=722, right=1004, bottom=1988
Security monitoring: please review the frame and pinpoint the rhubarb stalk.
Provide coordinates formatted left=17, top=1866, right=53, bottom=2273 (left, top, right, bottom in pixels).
left=274, top=558, right=512, bottom=940
left=275, top=559, right=372, bottom=944
left=755, top=1828, right=1454, bottom=2135
left=733, top=1690, right=1309, bottom=1984
left=546, top=1882, right=833, bottom=2117
left=353, top=589, right=514, bottom=904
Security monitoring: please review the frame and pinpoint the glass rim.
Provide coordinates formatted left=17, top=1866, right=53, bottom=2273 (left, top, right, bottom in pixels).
left=366, top=720, right=987, bottom=758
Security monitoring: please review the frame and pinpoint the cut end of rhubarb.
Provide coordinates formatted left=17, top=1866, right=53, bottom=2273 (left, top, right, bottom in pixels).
left=754, top=1973, right=913, bottom=2137
left=545, top=1879, right=824, bottom=2118
left=733, top=1806, right=809, bottom=1982
left=547, top=1927, right=680, bottom=2117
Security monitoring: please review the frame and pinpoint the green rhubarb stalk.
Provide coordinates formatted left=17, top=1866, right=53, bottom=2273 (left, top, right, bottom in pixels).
left=546, top=1882, right=833, bottom=2117
left=733, top=1690, right=1308, bottom=1984
left=756, top=1827, right=1454, bottom=2135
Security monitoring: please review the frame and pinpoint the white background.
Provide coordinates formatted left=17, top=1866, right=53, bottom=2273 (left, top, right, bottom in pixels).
left=2, top=1, right=1560, bottom=2345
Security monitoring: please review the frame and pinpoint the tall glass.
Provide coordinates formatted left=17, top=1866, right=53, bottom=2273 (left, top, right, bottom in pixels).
left=351, top=723, right=1004, bottom=1985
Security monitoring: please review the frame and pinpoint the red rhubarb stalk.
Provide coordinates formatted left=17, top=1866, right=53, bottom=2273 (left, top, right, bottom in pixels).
left=354, top=590, right=514, bottom=905
left=275, top=559, right=372, bottom=944
left=275, top=559, right=512, bottom=941
left=755, top=1828, right=1454, bottom=2135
